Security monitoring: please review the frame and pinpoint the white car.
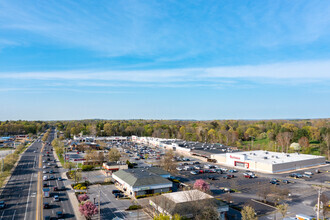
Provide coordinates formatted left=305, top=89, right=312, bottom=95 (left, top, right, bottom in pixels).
left=43, top=166, right=47, bottom=169
left=190, top=171, right=198, bottom=175
left=176, top=167, right=183, bottom=171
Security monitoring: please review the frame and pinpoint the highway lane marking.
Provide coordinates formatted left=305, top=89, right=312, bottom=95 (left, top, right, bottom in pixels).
left=24, top=173, right=34, bottom=220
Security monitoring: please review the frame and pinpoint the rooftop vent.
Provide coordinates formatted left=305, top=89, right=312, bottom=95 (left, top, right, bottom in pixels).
left=265, top=151, right=269, bottom=154
left=263, top=157, right=268, bottom=159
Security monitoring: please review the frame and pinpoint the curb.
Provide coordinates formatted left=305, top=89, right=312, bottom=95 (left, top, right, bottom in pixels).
left=251, top=199, right=276, bottom=209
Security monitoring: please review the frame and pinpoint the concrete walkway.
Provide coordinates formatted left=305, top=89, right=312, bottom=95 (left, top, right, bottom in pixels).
left=54, top=151, right=85, bottom=220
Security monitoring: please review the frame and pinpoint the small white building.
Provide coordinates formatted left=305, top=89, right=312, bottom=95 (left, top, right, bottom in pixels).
left=211, top=150, right=326, bottom=173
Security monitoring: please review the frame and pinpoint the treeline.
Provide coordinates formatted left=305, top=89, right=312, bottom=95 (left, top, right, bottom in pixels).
left=0, top=121, right=48, bottom=135
left=52, top=119, right=329, bottom=156
left=54, top=119, right=328, bottom=142
left=1, top=119, right=329, bottom=157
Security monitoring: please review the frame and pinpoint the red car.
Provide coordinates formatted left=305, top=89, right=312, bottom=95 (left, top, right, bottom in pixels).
left=244, top=175, right=252, bottom=178
left=198, top=170, right=204, bottom=174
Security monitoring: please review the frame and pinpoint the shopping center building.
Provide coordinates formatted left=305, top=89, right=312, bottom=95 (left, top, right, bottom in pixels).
left=210, top=150, right=326, bottom=173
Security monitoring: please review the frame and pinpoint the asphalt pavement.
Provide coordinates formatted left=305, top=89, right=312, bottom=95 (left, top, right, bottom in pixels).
left=0, top=140, right=41, bottom=220
left=42, top=130, right=75, bottom=220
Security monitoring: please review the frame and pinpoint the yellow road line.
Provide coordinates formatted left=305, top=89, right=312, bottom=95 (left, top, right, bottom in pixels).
left=36, top=144, right=45, bottom=220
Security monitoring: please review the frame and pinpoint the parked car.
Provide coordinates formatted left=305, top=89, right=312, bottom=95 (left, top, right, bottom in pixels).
left=270, top=181, right=279, bottom=185
left=53, top=195, right=60, bottom=202
left=58, top=177, right=62, bottom=181
left=208, top=176, right=217, bottom=180
left=223, top=176, right=231, bottom=179
left=0, top=201, right=6, bottom=209
left=229, top=169, right=237, bottom=173
left=290, top=173, right=298, bottom=177
left=43, top=202, right=50, bottom=209
left=282, top=180, right=290, bottom=184
left=304, top=171, right=313, bottom=175
left=190, top=171, right=198, bottom=175
left=56, top=211, right=63, bottom=218
left=303, top=174, right=312, bottom=178
left=176, top=167, right=183, bottom=171
left=227, top=174, right=235, bottom=178
left=114, top=193, right=124, bottom=198
left=53, top=186, right=58, bottom=191
left=112, top=190, right=122, bottom=194
left=43, top=183, right=48, bottom=187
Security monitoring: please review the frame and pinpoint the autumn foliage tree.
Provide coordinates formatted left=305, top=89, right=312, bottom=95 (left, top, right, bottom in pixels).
left=79, top=201, right=98, bottom=220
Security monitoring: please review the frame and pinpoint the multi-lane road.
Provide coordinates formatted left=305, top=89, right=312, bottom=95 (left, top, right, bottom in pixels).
left=0, top=138, right=41, bottom=220
left=42, top=131, right=75, bottom=219
left=0, top=130, right=75, bottom=220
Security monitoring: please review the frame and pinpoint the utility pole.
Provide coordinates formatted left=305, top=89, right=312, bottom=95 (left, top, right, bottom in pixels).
left=98, top=184, right=101, bottom=220
left=317, top=188, right=321, bottom=220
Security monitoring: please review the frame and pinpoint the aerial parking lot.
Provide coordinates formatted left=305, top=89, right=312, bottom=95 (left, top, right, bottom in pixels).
left=168, top=155, right=330, bottom=219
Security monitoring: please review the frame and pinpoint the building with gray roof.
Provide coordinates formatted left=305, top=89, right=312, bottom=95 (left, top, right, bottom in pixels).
left=112, top=168, right=173, bottom=197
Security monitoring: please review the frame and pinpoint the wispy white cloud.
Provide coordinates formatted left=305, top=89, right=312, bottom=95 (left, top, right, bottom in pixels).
left=0, top=1, right=329, bottom=60
left=0, top=60, right=329, bottom=85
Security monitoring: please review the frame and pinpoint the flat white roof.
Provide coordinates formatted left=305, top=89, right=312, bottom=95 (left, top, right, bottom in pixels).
left=162, top=190, right=212, bottom=203
left=228, top=150, right=325, bottom=164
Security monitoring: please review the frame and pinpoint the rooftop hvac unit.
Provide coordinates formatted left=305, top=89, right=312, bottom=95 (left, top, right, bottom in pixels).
left=287, top=155, right=290, bottom=157
left=263, top=157, right=268, bottom=159
left=265, top=151, right=269, bottom=154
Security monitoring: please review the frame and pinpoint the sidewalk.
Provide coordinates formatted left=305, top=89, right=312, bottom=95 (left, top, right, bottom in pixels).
left=53, top=151, right=85, bottom=220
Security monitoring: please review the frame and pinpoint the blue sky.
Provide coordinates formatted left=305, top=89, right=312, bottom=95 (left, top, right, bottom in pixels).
left=0, top=0, right=330, bottom=120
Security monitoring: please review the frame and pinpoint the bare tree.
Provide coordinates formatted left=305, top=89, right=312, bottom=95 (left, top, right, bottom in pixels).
left=257, top=185, right=270, bottom=203
left=298, top=137, right=309, bottom=149
left=323, top=131, right=330, bottom=160
left=320, top=193, right=329, bottom=219
left=161, top=149, right=176, bottom=172
left=108, top=148, right=121, bottom=162
left=283, top=132, right=293, bottom=153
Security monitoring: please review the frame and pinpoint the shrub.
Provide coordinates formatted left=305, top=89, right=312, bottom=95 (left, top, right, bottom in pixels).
left=78, top=194, right=89, bottom=202
left=82, top=165, right=94, bottom=171
left=127, top=205, right=142, bottom=210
